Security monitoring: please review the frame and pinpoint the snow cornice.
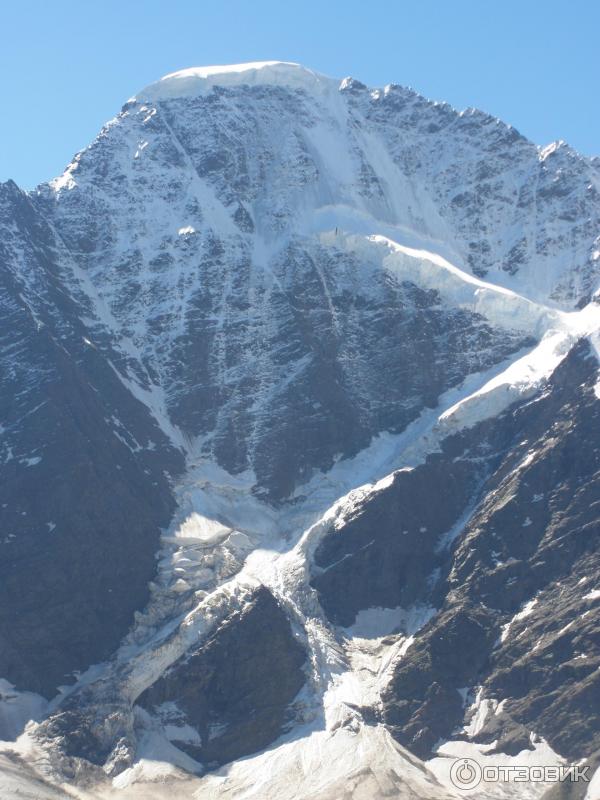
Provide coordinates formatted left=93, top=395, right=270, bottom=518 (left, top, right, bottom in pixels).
left=134, top=61, right=338, bottom=102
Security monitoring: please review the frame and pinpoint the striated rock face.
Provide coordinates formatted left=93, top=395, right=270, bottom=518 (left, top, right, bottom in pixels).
left=2, top=62, right=600, bottom=799
left=138, top=586, right=306, bottom=766
left=312, top=340, right=600, bottom=762
left=28, top=61, right=598, bottom=501
left=311, top=433, right=494, bottom=625
left=0, top=181, right=184, bottom=697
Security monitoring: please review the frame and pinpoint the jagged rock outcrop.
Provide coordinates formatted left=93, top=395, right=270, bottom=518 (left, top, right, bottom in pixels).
left=312, top=340, right=600, bottom=762
left=138, top=586, right=306, bottom=765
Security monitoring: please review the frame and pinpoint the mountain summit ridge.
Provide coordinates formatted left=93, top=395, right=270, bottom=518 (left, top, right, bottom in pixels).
left=44, top=62, right=600, bottom=307
left=135, top=60, right=336, bottom=101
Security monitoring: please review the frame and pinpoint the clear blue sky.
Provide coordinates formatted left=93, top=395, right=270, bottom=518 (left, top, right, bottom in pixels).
left=2, top=0, right=598, bottom=188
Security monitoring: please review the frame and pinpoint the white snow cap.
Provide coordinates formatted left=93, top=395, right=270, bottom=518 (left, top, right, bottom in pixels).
left=135, top=61, right=337, bottom=101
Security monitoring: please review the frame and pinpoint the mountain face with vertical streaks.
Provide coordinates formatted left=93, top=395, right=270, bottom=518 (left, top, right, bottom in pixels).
left=1, top=62, right=599, bottom=799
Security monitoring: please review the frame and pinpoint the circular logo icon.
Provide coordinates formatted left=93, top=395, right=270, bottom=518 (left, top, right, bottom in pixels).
left=450, top=757, right=482, bottom=790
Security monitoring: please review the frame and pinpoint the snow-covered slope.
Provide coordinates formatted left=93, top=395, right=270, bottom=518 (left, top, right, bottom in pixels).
left=137, top=61, right=336, bottom=100
left=33, top=58, right=600, bottom=497
left=44, top=60, right=600, bottom=305
left=1, top=62, right=600, bottom=799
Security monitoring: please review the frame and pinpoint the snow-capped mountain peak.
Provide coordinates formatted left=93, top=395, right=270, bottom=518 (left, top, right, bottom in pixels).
left=135, top=60, right=337, bottom=101
left=1, top=62, right=600, bottom=800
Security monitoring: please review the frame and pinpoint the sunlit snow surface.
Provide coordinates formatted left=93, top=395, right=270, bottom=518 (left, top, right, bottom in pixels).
left=136, top=61, right=336, bottom=101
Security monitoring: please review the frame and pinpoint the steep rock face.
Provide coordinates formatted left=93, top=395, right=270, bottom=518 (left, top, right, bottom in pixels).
left=354, top=86, right=600, bottom=303
left=138, top=585, right=306, bottom=766
left=0, top=181, right=184, bottom=696
left=29, top=63, right=600, bottom=500
left=314, top=340, right=600, bottom=761
left=450, top=342, right=600, bottom=763
left=311, top=421, right=509, bottom=625
left=119, top=66, right=600, bottom=306
left=32, top=181, right=535, bottom=502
